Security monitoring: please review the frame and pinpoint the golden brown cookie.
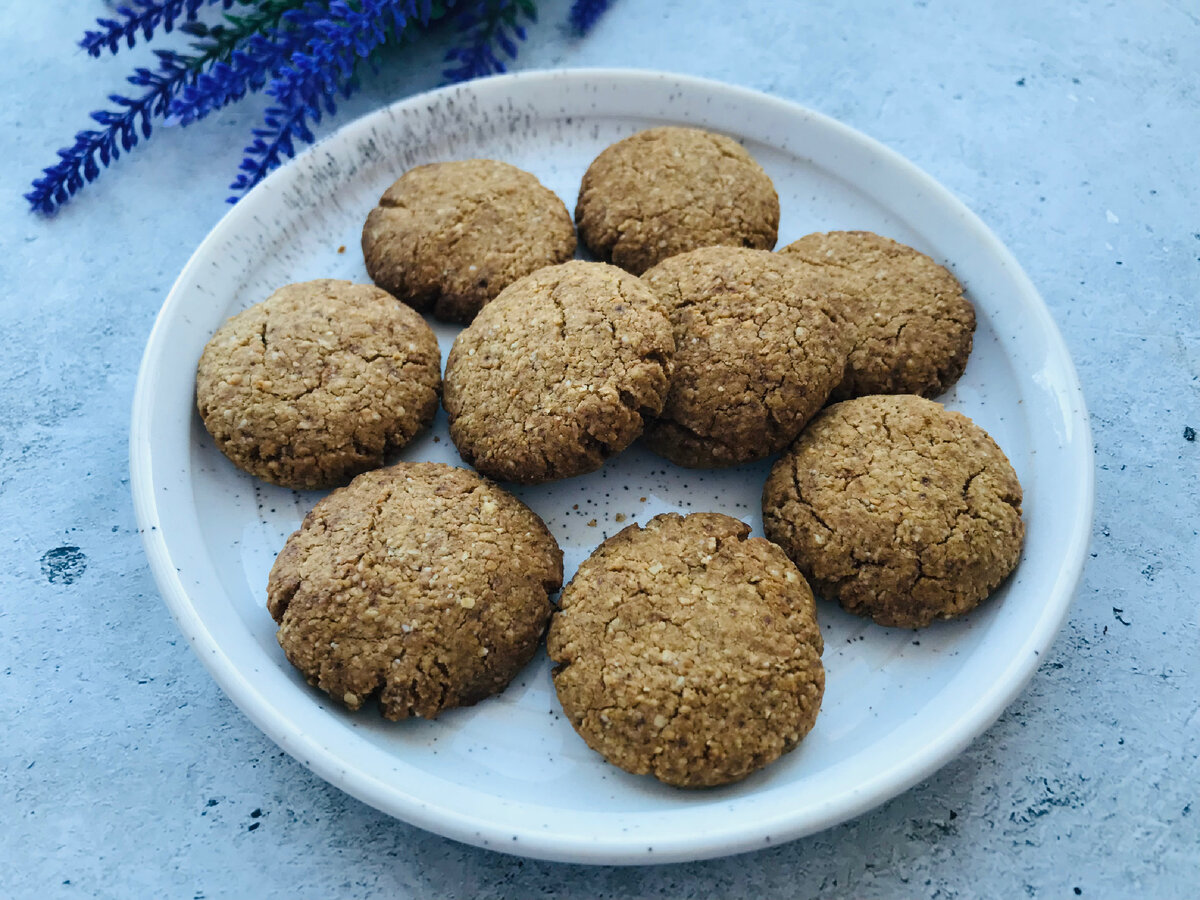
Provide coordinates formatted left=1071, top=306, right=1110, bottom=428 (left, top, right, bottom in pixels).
left=779, top=231, right=975, bottom=399
left=640, top=246, right=851, bottom=468
left=443, top=260, right=675, bottom=484
left=361, top=159, right=576, bottom=323
left=575, top=126, right=780, bottom=275
left=762, top=395, right=1024, bottom=629
left=196, top=279, right=441, bottom=490
left=547, top=512, right=824, bottom=788
left=267, top=462, right=563, bottom=719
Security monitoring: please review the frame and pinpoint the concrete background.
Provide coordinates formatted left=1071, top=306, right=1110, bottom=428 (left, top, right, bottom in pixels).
left=1, top=0, right=1196, bottom=896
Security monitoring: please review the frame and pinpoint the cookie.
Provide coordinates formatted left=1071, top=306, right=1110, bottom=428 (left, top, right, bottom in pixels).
left=547, top=512, right=824, bottom=788
left=196, top=279, right=441, bottom=490
left=267, top=462, right=563, bottom=719
left=575, top=126, right=780, bottom=275
left=779, top=231, right=975, bottom=399
left=762, top=395, right=1023, bottom=629
left=443, top=260, right=675, bottom=484
left=640, top=246, right=850, bottom=467
left=362, top=159, right=576, bottom=323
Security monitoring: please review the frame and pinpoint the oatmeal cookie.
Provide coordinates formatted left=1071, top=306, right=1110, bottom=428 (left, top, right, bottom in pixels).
left=575, top=126, right=780, bottom=275
left=267, top=462, right=563, bottom=719
left=640, top=246, right=850, bottom=467
left=196, top=279, right=440, bottom=490
left=762, top=394, right=1024, bottom=628
left=443, top=260, right=674, bottom=484
left=779, top=231, right=975, bottom=399
left=547, top=512, right=824, bottom=788
left=362, top=159, right=576, bottom=323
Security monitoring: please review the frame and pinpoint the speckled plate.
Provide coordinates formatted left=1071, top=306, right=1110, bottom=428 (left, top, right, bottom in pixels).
left=130, top=69, right=1093, bottom=865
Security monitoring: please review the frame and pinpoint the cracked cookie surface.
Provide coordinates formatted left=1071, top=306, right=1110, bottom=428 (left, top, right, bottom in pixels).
left=547, top=512, right=824, bottom=788
left=779, top=231, right=975, bottom=399
left=362, top=159, right=576, bottom=323
left=575, top=126, right=780, bottom=276
left=762, top=395, right=1024, bottom=629
left=267, top=462, right=563, bottom=720
left=196, top=279, right=441, bottom=490
left=640, top=246, right=851, bottom=467
left=443, top=260, right=675, bottom=484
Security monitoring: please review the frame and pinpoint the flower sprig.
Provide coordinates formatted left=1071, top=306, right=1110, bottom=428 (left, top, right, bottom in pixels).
left=227, top=0, right=427, bottom=200
left=172, top=1, right=318, bottom=124
left=27, top=0, right=613, bottom=215
left=81, top=0, right=235, bottom=57
left=443, top=0, right=537, bottom=82
left=567, top=0, right=611, bottom=36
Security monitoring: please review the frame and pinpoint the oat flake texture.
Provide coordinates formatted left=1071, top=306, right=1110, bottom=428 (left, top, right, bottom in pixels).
left=195, top=279, right=441, bottom=490
left=443, top=260, right=675, bottom=484
left=640, top=246, right=851, bottom=467
left=362, top=159, right=576, bottom=323
left=780, top=230, right=976, bottom=399
left=548, top=512, right=825, bottom=788
left=575, top=126, right=780, bottom=275
left=762, top=394, right=1024, bottom=629
left=267, top=462, right=563, bottom=720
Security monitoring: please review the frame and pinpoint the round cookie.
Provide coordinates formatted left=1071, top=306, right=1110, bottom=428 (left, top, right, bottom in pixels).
left=779, top=231, right=975, bottom=399
left=362, top=159, right=576, bottom=323
left=547, top=512, right=824, bottom=788
left=196, top=279, right=441, bottom=490
left=640, top=246, right=851, bottom=468
left=762, top=394, right=1024, bottom=629
left=267, top=462, right=563, bottom=720
left=575, top=126, right=780, bottom=275
left=443, top=260, right=675, bottom=484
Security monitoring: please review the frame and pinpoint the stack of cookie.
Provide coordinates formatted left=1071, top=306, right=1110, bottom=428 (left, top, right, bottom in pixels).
left=194, top=126, right=1023, bottom=789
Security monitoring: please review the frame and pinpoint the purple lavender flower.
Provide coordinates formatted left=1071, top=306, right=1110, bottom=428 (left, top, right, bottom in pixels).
left=443, top=0, right=536, bottom=82
left=28, top=0, right=613, bottom=214
left=82, top=0, right=233, bottom=56
left=567, top=0, right=612, bottom=36
left=229, top=0, right=426, bottom=200
left=26, top=51, right=197, bottom=213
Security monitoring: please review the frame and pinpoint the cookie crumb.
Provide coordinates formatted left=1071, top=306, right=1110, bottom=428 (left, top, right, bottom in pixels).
left=337, top=245, right=346, bottom=254
left=614, top=513, right=626, bottom=523
left=587, top=519, right=598, bottom=527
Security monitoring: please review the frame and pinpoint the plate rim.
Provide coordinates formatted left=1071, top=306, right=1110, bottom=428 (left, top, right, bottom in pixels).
left=130, top=67, right=1095, bottom=865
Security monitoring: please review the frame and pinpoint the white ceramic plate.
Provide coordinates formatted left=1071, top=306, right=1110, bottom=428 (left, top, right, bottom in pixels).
left=131, top=69, right=1093, bottom=865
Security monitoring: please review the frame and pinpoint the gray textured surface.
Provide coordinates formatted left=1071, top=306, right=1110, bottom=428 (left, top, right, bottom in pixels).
left=1, top=1, right=1196, bottom=897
